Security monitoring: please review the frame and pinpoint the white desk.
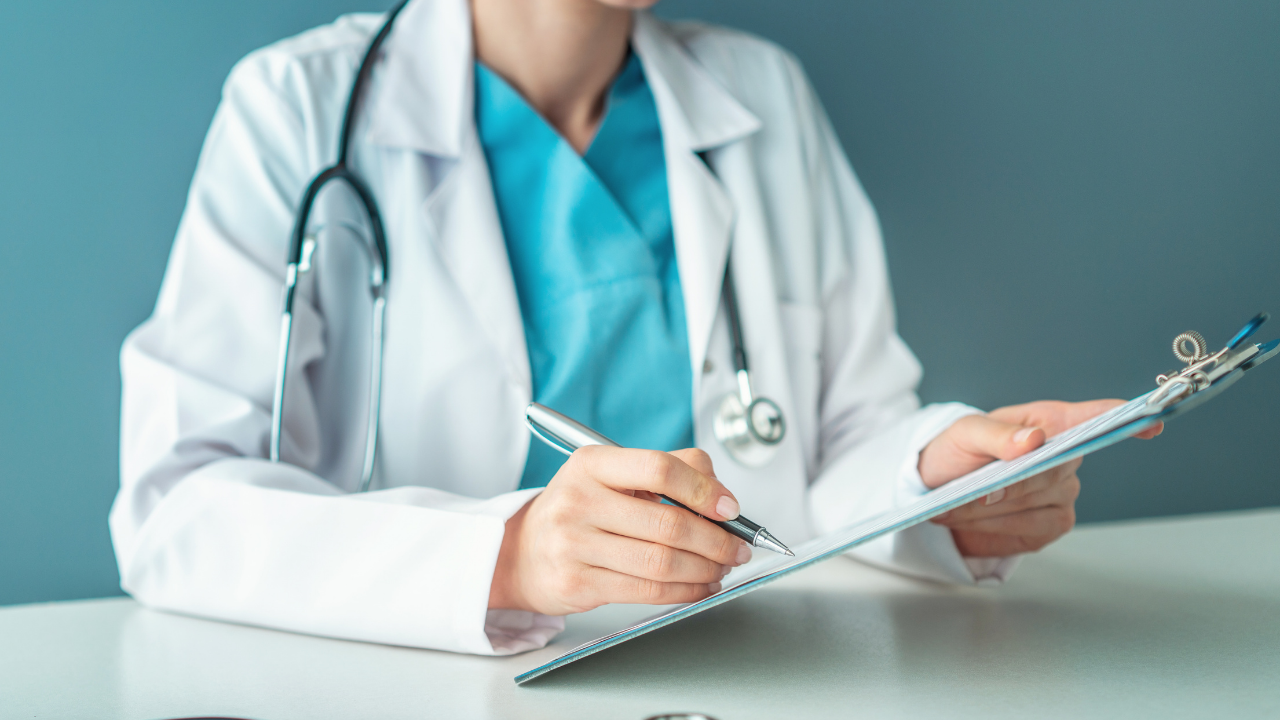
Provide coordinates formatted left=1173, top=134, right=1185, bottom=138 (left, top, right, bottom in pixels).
left=4, top=509, right=1279, bottom=719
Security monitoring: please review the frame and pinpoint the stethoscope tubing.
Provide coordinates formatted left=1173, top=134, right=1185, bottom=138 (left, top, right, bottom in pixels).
left=269, top=2, right=404, bottom=489
left=270, top=0, right=785, bottom=486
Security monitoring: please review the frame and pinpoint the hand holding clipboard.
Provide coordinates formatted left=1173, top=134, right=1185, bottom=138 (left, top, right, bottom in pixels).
left=517, top=313, right=1278, bottom=684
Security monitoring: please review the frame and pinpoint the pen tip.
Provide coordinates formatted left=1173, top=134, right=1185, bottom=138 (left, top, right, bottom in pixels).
left=754, top=529, right=795, bottom=557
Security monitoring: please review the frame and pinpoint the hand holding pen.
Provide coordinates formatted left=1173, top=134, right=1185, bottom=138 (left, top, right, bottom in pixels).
left=526, top=403, right=792, bottom=556
left=487, top=407, right=791, bottom=616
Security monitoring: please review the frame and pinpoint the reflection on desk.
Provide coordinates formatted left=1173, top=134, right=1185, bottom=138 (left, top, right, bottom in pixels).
left=3, top=509, right=1279, bottom=719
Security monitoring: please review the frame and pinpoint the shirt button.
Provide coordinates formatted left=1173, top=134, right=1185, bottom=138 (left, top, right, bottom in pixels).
left=702, top=359, right=714, bottom=374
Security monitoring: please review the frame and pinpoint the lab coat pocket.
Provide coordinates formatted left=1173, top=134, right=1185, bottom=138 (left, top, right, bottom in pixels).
left=779, top=301, right=822, bottom=478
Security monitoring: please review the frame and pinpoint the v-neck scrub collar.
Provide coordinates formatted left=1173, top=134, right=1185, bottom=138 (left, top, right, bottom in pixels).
left=475, top=53, right=694, bottom=489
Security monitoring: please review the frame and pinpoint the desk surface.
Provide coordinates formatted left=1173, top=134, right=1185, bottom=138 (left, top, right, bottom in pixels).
left=4, top=509, right=1279, bottom=720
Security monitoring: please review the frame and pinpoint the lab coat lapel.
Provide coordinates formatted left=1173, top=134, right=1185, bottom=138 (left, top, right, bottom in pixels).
left=365, top=0, right=531, bottom=396
left=361, top=2, right=768, bottom=399
left=423, top=145, right=532, bottom=396
left=632, top=15, right=761, bottom=395
left=365, top=0, right=470, bottom=158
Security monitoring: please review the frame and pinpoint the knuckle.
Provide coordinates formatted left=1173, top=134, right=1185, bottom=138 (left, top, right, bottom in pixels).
left=652, top=506, right=687, bottom=545
left=564, top=482, right=594, bottom=508
left=681, top=584, right=711, bottom=603
left=1045, top=400, right=1070, bottom=416
left=543, top=531, right=569, bottom=562
left=1057, top=507, right=1077, bottom=535
left=564, top=447, right=589, bottom=473
left=695, top=562, right=722, bottom=584
left=642, top=543, right=676, bottom=579
left=569, top=446, right=607, bottom=480
left=686, top=478, right=715, bottom=508
left=551, top=571, right=583, bottom=601
left=716, top=533, right=740, bottom=564
left=636, top=578, right=667, bottom=604
left=682, top=448, right=713, bottom=473
left=560, top=452, right=592, bottom=487
left=1064, top=475, right=1082, bottom=500
left=642, top=451, right=675, bottom=486
left=545, top=496, right=577, bottom=527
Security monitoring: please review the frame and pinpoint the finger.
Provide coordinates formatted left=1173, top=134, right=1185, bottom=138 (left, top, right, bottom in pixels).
left=573, top=445, right=740, bottom=521
left=596, top=490, right=750, bottom=567
left=581, top=529, right=730, bottom=584
left=942, top=505, right=1076, bottom=538
left=932, top=460, right=1081, bottom=524
left=952, top=414, right=1048, bottom=462
left=670, top=447, right=718, bottom=479
left=1135, top=421, right=1164, bottom=439
left=581, top=565, right=721, bottom=606
left=990, top=399, right=1125, bottom=438
left=920, top=414, right=1049, bottom=488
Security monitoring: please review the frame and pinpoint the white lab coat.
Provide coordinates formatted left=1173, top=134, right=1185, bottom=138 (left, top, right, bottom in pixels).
left=112, top=0, right=1013, bottom=657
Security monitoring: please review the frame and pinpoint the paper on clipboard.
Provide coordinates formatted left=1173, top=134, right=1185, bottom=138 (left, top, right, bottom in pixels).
left=515, top=325, right=1278, bottom=684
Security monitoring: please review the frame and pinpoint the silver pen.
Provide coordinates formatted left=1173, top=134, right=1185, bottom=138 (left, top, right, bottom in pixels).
left=525, top=403, right=795, bottom=556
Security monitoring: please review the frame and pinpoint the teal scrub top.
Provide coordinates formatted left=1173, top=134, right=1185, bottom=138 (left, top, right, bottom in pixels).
left=475, top=54, right=694, bottom=489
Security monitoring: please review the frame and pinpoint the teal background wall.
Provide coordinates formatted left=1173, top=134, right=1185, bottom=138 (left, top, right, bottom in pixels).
left=1, top=0, right=1276, bottom=607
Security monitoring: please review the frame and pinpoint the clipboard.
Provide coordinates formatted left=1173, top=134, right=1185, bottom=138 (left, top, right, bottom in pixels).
left=515, top=313, right=1279, bottom=684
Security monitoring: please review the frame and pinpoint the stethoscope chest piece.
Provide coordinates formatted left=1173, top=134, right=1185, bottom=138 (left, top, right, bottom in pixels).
left=713, top=373, right=785, bottom=468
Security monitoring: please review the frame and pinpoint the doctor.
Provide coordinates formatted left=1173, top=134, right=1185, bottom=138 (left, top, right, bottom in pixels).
left=112, top=0, right=1158, bottom=655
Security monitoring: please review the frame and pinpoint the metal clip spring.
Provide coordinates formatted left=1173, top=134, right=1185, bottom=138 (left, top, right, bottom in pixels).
left=1172, top=331, right=1208, bottom=364
left=1154, top=329, right=1222, bottom=404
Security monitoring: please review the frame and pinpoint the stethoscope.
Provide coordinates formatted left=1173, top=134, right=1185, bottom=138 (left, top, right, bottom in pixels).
left=269, top=1, right=786, bottom=492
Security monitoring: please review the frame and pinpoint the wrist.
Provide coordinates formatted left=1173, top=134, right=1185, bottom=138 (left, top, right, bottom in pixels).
left=488, top=502, right=531, bottom=611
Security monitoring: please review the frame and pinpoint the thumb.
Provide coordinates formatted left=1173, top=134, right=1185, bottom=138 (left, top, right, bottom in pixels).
left=954, top=414, right=1046, bottom=462
left=919, top=414, right=1046, bottom=488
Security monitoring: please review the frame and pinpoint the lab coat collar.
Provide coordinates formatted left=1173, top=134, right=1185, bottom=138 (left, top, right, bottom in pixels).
left=630, top=14, right=762, bottom=392
left=630, top=13, right=762, bottom=151
left=365, top=0, right=473, bottom=158
left=364, top=0, right=762, bottom=159
left=367, top=0, right=764, bottom=397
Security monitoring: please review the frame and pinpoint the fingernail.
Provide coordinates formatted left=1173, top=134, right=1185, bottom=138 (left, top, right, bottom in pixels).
left=984, top=488, right=1006, bottom=505
left=1014, top=427, right=1037, bottom=443
left=735, top=542, right=752, bottom=565
left=716, top=495, right=740, bottom=520
left=708, top=582, right=722, bottom=594
left=720, top=564, right=732, bottom=578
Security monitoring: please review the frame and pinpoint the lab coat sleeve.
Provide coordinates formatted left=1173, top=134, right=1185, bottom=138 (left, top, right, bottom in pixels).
left=111, top=52, right=562, bottom=655
left=784, top=57, right=1020, bottom=585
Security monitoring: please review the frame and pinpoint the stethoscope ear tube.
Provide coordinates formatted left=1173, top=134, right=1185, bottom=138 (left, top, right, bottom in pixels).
left=269, top=2, right=404, bottom=490
left=720, top=263, right=749, bottom=378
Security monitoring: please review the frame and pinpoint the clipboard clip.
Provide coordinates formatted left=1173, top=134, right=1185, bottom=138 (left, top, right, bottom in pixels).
left=1150, top=312, right=1276, bottom=406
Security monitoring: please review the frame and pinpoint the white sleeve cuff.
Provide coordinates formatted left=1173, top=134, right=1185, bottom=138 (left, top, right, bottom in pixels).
left=474, top=488, right=566, bottom=654
left=843, top=403, right=1019, bottom=586
left=484, top=610, right=566, bottom=654
left=963, top=556, right=1022, bottom=586
left=352, top=484, right=569, bottom=654
left=378, top=485, right=566, bottom=655
left=119, top=461, right=567, bottom=657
